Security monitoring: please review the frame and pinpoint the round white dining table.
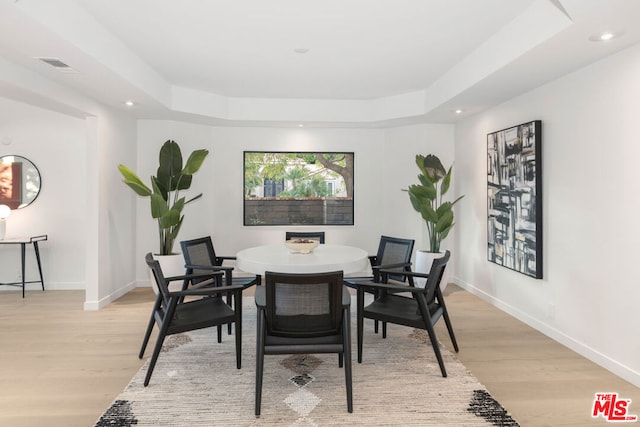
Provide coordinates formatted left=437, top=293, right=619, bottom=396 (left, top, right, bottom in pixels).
left=236, top=243, right=370, bottom=276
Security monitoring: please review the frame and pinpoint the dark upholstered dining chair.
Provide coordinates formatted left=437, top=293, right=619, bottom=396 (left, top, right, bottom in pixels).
left=285, top=231, right=326, bottom=244
left=181, top=236, right=260, bottom=335
left=344, top=235, right=414, bottom=284
left=344, top=235, right=415, bottom=333
left=140, top=253, right=243, bottom=386
left=356, top=250, right=458, bottom=377
left=255, top=270, right=353, bottom=416
left=181, top=236, right=261, bottom=290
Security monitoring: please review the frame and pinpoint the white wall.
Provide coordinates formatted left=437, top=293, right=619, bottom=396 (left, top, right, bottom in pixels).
left=133, top=121, right=455, bottom=282
left=0, top=96, right=137, bottom=310
left=0, top=97, right=87, bottom=290
left=84, top=107, right=137, bottom=309
left=453, top=43, right=640, bottom=386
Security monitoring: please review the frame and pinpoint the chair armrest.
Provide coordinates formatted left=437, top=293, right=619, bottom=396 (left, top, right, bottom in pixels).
left=371, top=261, right=412, bottom=283
left=355, top=280, right=425, bottom=295
left=372, top=261, right=412, bottom=271
left=342, top=286, right=351, bottom=307
left=254, top=285, right=266, bottom=308
left=184, top=263, right=234, bottom=272
left=169, top=283, right=245, bottom=298
left=215, top=255, right=238, bottom=265
left=379, top=269, right=429, bottom=280
left=165, top=271, right=224, bottom=282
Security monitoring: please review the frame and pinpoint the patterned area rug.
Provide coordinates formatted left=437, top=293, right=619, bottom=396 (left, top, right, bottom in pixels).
left=96, top=297, right=519, bottom=426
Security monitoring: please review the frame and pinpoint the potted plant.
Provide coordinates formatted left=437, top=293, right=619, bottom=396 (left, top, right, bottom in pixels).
left=118, top=140, right=208, bottom=292
left=405, top=154, right=463, bottom=287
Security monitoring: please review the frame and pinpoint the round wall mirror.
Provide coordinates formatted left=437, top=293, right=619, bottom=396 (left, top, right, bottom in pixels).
left=0, top=155, right=42, bottom=209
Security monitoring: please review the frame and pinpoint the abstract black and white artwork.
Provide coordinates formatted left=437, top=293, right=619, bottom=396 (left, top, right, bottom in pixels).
left=487, top=120, right=542, bottom=279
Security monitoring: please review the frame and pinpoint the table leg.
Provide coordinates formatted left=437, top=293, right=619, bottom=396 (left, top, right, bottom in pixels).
left=20, top=243, right=26, bottom=298
left=33, top=242, right=45, bottom=291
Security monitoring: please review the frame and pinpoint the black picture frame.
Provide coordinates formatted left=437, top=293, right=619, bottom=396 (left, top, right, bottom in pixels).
left=487, top=120, right=542, bottom=278
left=243, top=151, right=354, bottom=226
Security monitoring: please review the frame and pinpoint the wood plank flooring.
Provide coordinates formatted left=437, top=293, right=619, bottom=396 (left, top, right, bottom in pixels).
left=0, top=285, right=637, bottom=426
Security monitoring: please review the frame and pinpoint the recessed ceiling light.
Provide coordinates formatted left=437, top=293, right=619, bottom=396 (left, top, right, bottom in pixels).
left=589, top=30, right=624, bottom=42
left=454, top=109, right=463, bottom=114
left=293, top=48, right=309, bottom=54
left=298, top=124, right=304, bottom=127
left=124, top=100, right=135, bottom=107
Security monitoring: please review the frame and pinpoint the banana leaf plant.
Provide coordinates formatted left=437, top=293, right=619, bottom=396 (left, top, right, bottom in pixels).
left=405, top=154, right=463, bottom=253
left=118, top=140, right=209, bottom=255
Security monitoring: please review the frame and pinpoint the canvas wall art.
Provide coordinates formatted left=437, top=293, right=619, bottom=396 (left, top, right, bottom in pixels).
left=487, top=120, right=542, bottom=278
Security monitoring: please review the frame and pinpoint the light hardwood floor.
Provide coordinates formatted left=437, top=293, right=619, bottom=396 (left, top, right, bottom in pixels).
left=0, top=285, right=637, bottom=426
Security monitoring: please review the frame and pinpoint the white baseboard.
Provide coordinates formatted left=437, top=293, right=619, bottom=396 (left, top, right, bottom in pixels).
left=83, top=281, right=137, bottom=311
left=451, top=276, right=640, bottom=388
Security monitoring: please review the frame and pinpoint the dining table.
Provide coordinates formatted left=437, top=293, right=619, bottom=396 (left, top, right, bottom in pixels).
left=236, top=243, right=371, bottom=276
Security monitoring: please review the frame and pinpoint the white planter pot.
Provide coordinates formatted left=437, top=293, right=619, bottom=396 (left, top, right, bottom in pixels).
left=149, top=253, right=185, bottom=294
left=414, top=250, right=449, bottom=290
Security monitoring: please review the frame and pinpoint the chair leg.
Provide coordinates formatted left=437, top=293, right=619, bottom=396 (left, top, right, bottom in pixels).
left=139, top=319, right=154, bottom=359
left=442, top=309, right=459, bottom=352
left=143, top=328, right=169, bottom=386
left=143, top=298, right=179, bottom=386
left=382, top=321, right=387, bottom=338
left=139, top=297, right=162, bottom=359
left=343, top=308, right=353, bottom=413
left=227, top=291, right=233, bottom=335
left=373, top=289, right=380, bottom=334
left=424, top=321, right=447, bottom=377
left=235, top=296, right=242, bottom=370
left=255, top=309, right=265, bottom=417
left=217, top=325, right=222, bottom=343
left=357, top=290, right=364, bottom=363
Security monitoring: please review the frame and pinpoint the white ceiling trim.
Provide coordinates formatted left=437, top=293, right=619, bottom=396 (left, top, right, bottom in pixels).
left=1, top=0, right=639, bottom=127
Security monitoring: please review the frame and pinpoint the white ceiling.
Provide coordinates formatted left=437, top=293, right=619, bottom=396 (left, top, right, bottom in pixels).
left=0, top=0, right=639, bottom=127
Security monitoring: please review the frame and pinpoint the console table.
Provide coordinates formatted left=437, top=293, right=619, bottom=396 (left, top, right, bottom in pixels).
left=0, top=235, right=47, bottom=298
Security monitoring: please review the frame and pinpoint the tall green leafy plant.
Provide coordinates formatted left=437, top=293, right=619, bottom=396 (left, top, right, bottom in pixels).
left=118, top=140, right=209, bottom=255
left=406, top=154, right=463, bottom=253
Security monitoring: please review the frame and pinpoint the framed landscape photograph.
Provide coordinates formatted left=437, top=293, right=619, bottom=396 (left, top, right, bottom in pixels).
left=487, top=120, right=542, bottom=278
left=244, top=151, right=354, bottom=226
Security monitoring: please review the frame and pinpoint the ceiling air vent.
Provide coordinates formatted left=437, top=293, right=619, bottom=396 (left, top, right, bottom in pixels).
left=36, top=57, right=78, bottom=73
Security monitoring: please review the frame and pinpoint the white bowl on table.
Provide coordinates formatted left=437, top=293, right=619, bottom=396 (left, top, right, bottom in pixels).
left=285, top=239, right=320, bottom=254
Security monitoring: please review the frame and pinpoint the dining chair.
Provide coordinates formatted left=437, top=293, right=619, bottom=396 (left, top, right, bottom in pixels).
left=356, top=250, right=458, bottom=377
left=344, top=235, right=414, bottom=284
left=285, top=231, right=326, bottom=243
left=140, top=253, right=243, bottom=386
left=255, top=270, right=353, bottom=416
left=181, top=236, right=260, bottom=333
left=181, top=236, right=261, bottom=290
left=344, top=235, right=415, bottom=333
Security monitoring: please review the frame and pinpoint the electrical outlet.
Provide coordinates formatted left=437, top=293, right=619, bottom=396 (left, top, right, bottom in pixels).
left=547, top=303, right=555, bottom=320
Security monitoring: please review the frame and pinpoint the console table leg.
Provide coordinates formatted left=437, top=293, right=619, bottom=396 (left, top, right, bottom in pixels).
left=33, top=242, right=45, bottom=291
left=20, top=243, right=26, bottom=298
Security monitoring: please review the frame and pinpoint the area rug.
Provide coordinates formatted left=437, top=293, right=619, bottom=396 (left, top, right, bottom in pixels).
left=96, top=298, right=519, bottom=426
